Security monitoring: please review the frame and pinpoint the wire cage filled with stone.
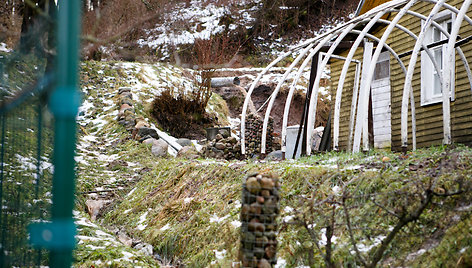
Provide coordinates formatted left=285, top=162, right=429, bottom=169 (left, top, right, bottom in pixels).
left=240, top=173, right=280, bottom=267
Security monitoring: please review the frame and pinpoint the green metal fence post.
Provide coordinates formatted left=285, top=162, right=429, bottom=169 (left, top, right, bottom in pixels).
left=49, top=0, right=82, bottom=266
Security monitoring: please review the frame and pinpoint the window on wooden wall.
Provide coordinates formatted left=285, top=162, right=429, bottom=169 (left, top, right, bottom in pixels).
left=421, top=10, right=455, bottom=106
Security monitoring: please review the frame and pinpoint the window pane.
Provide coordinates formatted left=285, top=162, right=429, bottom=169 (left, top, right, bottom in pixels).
left=433, top=48, right=442, bottom=72
left=447, top=21, right=452, bottom=34
left=433, top=27, right=441, bottom=42
left=374, top=60, right=389, bottom=80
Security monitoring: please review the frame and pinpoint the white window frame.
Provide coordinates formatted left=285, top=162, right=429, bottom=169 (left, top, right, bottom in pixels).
left=421, top=10, right=456, bottom=106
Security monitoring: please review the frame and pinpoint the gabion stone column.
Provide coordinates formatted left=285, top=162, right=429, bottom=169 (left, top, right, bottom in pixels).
left=240, top=173, right=280, bottom=267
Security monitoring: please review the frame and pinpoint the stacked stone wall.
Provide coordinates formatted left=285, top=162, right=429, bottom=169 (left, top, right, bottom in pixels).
left=245, top=114, right=279, bottom=157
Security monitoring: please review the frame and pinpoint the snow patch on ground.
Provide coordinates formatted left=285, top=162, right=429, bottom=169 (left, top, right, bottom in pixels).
left=230, top=220, right=241, bottom=228
left=136, top=211, right=149, bottom=230
left=209, top=214, right=229, bottom=223
left=160, top=223, right=171, bottom=231
left=0, top=43, right=11, bottom=52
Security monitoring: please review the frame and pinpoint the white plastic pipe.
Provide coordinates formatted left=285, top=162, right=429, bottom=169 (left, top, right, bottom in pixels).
left=354, top=40, right=373, bottom=153
left=242, top=0, right=472, bottom=156
left=401, top=0, right=446, bottom=149
left=348, top=60, right=362, bottom=151
left=241, top=50, right=295, bottom=155
left=305, top=24, right=367, bottom=155
left=333, top=10, right=390, bottom=151
left=353, top=0, right=418, bottom=153
left=442, top=0, right=472, bottom=144
left=279, top=22, right=358, bottom=154
left=278, top=23, right=357, bottom=155
left=260, top=42, right=317, bottom=154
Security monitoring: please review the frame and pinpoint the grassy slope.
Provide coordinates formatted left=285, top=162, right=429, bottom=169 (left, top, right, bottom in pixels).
left=76, top=60, right=472, bottom=267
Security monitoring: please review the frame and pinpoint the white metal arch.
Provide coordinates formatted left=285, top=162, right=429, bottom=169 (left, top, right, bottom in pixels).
left=400, top=0, right=472, bottom=148
left=240, top=0, right=472, bottom=157
left=259, top=34, right=332, bottom=155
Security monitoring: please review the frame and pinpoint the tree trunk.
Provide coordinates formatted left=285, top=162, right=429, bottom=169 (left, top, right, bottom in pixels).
left=19, top=0, right=48, bottom=53
left=91, top=0, right=99, bottom=11
left=44, top=0, right=57, bottom=73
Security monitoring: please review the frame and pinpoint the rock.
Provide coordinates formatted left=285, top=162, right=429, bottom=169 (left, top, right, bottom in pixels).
left=243, top=190, right=256, bottom=204
left=255, top=236, right=268, bottom=248
left=151, top=139, right=168, bottom=157
left=120, top=98, right=133, bottom=106
left=262, top=198, right=277, bottom=214
left=254, top=248, right=265, bottom=258
left=266, top=150, right=283, bottom=161
left=137, top=127, right=159, bottom=139
left=177, top=146, right=199, bottom=159
left=241, top=204, right=250, bottom=221
left=258, top=258, right=271, bottom=268
left=242, top=232, right=255, bottom=247
left=176, top=138, right=193, bottom=147
left=85, top=199, right=110, bottom=221
left=215, top=133, right=223, bottom=141
left=210, top=147, right=225, bottom=159
left=219, top=128, right=230, bottom=138
left=233, top=143, right=241, bottom=152
left=311, top=127, right=324, bottom=151
left=117, top=231, right=133, bottom=247
left=120, top=103, right=133, bottom=111
left=265, top=232, right=276, bottom=240
left=248, top=218, right=261, bottom=231
left=215, top=142, right=226, bottom=150
left=120, top=91, right=132, bottom=98
left=246, top=177, right=261, bottom=194
left=260, top=190, right=271, bottom=198
left=135, top=120, right=150, bottom=129
left=227, top=136, right=237, bottom=144
left=260, top=178, right=275, bottom=190
left=256, top=196, right=265, bottom=204
left=264, top=245, right=276, bottom=259
left=142, top=138, right=158, bottom=145
left=134, top=242, right=153, bottom=256
left=249, top=203, right=262, bottom=215
left=266, top=224, right=276, bottom=231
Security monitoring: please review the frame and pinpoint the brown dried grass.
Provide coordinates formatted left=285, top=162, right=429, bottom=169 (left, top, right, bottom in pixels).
left=150, top=70, right=214, bottom=138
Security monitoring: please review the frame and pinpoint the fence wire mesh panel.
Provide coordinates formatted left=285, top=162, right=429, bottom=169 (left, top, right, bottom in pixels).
left=0, top=47, right=55, bottom=267
left=0, top=0, right=81, bottom=265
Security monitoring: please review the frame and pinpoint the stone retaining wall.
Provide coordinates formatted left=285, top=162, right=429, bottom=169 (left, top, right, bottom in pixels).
left=245, top=114, right=279, bottom=157
left=116, top=87, right=168, bottom=157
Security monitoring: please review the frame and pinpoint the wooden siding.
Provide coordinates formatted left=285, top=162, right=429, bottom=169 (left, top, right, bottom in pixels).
left=331, top=0, right=472, bottom=151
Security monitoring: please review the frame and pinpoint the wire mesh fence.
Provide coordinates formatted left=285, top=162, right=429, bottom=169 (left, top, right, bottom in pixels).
left=1, top=0, right=81, bottom=266
left=0, top=49, right=55, bottom=267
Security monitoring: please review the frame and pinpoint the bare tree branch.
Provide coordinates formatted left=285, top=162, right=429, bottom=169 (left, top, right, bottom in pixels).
left=371, top=198, right=400, bottom=218
left=342, top=193, right=367, bottom=267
